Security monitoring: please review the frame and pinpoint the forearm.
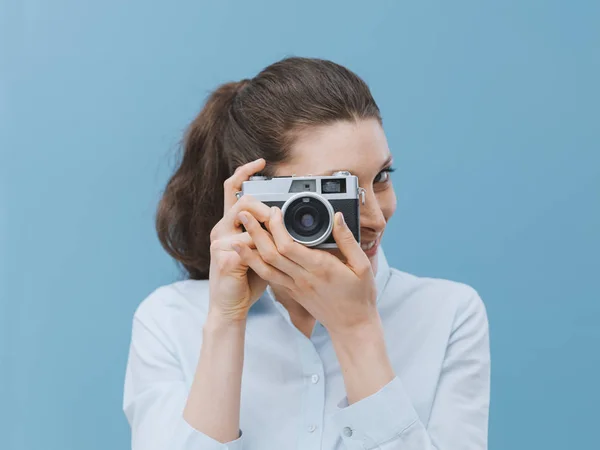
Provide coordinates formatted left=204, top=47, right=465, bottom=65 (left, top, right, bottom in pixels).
left=183, top=312, right=246, bottom=444
left=330, top=315, right=395, bottom=405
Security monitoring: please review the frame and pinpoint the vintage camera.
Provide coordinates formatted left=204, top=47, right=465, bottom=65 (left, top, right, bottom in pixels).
left=237, top=171, right=364, bottom=248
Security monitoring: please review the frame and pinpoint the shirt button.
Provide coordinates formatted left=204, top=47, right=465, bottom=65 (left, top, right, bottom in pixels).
left=307, top=424, right=317, bottom=433
left=342, top=426, right=353, bottom=437
left=311, top=374, right=320, bottom=384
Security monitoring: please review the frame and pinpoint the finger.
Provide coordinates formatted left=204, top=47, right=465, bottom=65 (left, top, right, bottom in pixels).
left=232, top=242, right=295, bottom=290
left=212, top=196, right=272, bottom=240
left=332, top=212, right=372, bottom=276
left=227, top=195, right=272, bottom=230
left=268, top=207, right=328, bottom=271
left=239, top=211, right=305, bottom=277
left=223, top=158, right=266, bottom=212
left=210, top=232, right=255, bottom=251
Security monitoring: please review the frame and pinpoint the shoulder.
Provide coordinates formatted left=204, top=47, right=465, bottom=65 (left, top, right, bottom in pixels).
left=132, top=278, right=211, bottom=333
left=382, top=267, right=488, bottom=330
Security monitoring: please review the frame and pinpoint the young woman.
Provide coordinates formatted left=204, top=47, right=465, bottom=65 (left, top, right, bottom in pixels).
left=123, top=57, right=490, bottom=450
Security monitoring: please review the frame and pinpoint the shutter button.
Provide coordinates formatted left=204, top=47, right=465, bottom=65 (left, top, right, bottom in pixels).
left=342, top=427, right=353, bottom=437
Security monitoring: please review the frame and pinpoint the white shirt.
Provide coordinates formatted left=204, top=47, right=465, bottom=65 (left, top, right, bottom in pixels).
left=123, top=249, right=490, bottom=449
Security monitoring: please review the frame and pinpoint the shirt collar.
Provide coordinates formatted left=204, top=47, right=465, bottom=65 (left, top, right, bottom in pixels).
left=373, top=247, right=392, bottom=304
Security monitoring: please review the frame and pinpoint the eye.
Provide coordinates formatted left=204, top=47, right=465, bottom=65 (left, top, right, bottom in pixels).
left=374, top=166, right=396, bottom=184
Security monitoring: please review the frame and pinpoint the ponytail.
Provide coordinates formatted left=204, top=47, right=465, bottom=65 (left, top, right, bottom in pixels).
left=156, top=80, right=248, bottom=280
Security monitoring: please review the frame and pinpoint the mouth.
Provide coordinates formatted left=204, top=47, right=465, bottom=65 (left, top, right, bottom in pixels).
left=360, top=235, right=380, bottom=257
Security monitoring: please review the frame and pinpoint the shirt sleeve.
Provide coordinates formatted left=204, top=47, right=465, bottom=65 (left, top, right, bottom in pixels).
left=332, top=291, right=490, bottom=450
left=123, top=309, right=244, bottom=450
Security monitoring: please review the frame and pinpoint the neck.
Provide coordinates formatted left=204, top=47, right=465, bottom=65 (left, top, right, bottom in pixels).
left=270, top=286, right=316, bottom=338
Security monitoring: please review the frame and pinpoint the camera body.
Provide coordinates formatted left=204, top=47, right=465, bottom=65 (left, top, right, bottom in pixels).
left=238, top=171, right=361, bottom=248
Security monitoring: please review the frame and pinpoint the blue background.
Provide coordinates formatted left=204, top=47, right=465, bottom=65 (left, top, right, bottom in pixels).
left=1, top=1, right=598, bottom=449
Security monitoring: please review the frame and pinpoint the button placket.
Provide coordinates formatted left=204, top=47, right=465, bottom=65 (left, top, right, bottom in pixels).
left=297, top=335, right=325, bottom=446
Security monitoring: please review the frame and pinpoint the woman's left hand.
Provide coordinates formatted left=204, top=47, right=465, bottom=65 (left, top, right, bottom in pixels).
left=231, top=206, right=379, bottom=335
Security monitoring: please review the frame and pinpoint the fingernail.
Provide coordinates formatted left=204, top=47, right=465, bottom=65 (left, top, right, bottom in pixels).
left=231, top=243, right=241, bottom=253
left=337, top=212, right=345, bottom=226
left=239, top=213, right=248, bottom=225
left=271, top=206, right=277, bottom=217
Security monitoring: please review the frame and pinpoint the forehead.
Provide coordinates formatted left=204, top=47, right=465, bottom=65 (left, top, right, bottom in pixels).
left=275, top=119, right=391, bottom=177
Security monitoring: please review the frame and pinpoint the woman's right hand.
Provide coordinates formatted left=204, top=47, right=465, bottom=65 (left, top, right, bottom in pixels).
left=207, top=158, right=273, bottom=323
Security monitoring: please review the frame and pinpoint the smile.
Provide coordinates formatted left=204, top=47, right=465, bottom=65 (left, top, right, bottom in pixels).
left=360, top=240, right=376, bottom=250
left=359, top=235, right=381, bottom=257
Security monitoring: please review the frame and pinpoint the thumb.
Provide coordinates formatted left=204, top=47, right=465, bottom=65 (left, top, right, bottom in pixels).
left=332, top=212, right=365, bottom=271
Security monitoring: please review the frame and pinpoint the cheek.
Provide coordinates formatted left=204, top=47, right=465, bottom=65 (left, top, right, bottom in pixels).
left=379, top=188, right=397, bottom=221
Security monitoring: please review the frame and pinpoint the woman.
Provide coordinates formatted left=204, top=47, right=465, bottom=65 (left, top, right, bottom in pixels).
left=123, top=57, right=490, bottom=450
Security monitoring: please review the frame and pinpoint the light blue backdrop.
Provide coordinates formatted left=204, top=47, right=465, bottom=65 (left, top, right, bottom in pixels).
left=1, top=1, right=598, bottom=449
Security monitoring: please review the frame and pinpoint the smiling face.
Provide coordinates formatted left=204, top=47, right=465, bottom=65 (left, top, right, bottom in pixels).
left=274, top=119, right=397, bottom=274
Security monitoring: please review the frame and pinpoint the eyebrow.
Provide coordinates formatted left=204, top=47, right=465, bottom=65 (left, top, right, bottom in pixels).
left=379, top=154, right=394, bottom=169
left=317, top=154, right=394, bottom=176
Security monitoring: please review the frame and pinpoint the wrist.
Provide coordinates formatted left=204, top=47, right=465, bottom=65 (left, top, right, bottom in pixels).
left=205, top=309, right=247, bottom=336
left=199, top=311, right=247, bottom=372
left=328, top=315, right=383, bottom=349
left=330, top=317, right=395, bottom=404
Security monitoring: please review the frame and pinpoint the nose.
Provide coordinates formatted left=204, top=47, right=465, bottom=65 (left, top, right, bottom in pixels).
left=359, top=188, right=386, bottom=233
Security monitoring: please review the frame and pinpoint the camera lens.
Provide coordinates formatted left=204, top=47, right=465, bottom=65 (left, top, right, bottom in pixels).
left=300, top=213, right=314, bottom=228
left=293, top=206, right=320, bottom=236
left=282, top=193, right=334, bottom=246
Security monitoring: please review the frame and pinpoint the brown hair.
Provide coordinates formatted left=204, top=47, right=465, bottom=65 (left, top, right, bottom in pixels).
left=156, top=57, right=381, bottom=279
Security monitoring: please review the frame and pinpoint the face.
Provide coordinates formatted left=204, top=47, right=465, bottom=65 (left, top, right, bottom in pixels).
left=274, top=119, right=397, bottom=274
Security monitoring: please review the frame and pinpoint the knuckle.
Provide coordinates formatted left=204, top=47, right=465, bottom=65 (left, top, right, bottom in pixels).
left=294, top=276, right=311, bottom=291
left=276, top=241, right=292, bottom=255
left=312, top=254, right=325, bottom=267
left=259, top=266, right=274, bottom=280
left=232, top=195, right=252, bottom=213
left=262, top=249, right=279, bottom=264
left=209, top=225, right=221, bottom=242
left=238, top=194, right=254, bottom=206
left=223, top=177, right=236, bottom=190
